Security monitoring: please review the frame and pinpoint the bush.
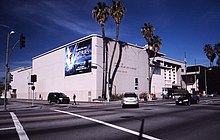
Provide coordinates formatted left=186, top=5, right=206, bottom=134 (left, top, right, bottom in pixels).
left=111, top=94, right=123, bottom=101
left=140, top=92, right=148, bottom=101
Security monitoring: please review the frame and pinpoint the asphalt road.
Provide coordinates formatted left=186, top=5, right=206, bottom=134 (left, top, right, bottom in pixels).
left=0, top=96, right=220, bottom=140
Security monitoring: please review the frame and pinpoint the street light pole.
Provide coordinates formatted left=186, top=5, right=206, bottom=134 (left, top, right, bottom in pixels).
left=4, top=31, right=14, bottom=110
left=205, top=68, right=207, bottom=95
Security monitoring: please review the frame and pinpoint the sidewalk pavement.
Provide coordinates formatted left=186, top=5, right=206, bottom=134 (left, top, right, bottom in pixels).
left=0, top=98, right=120, bottom=112
left=0, top=98, right=175, bottom=112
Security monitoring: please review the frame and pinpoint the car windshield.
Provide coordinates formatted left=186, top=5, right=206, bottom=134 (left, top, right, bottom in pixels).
left=60, top=93, right=67, bottom=97
left=124, top=93, right=137, bottom=97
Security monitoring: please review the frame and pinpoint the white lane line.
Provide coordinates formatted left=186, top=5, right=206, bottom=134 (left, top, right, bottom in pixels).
left=54, top=109, right=161, bottom=140
left=0, top=127, right=16, bottom=131
left=10, top=112, right=29, bottom=140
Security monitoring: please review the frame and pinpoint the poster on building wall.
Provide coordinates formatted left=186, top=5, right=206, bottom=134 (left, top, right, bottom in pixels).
left=65, top=39, right=92, bottom=76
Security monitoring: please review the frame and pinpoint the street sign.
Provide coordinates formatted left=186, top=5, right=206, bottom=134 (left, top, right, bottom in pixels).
left=28, top=82, right=33, bottom=85
left=31, top=86, right=35, bottom=91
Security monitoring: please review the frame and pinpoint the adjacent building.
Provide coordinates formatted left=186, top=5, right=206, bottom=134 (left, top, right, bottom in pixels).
left=150, top=57, right=185, bottom=98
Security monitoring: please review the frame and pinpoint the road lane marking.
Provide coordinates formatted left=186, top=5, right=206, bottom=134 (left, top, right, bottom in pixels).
left=54, top=109, right=161, bottom=140
left=10, top=112, right=29, bottom=140
left=0, top=127, right=15, bottom=131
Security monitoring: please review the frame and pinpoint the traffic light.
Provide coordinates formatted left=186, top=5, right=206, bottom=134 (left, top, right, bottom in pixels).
left=9, top=73, right=13, bottom=83
left=20, top=33, right=25, bottom=49
left=31, top=75, right=37, bottom=82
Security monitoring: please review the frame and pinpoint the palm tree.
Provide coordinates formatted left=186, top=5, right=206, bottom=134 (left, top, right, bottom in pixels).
left=141, top=22, right=162, bottom=98
left=141, top=23, right=154, bottom=44
left=204, top=44, right=216, bottom=67
left=214, top=43, right=220, bottom=56
left=108, top=0, right=126, bottom=97
left=214, top=43, right=220, bottom=66
left=92, top=2, right=109, bottom=99
left=151, top=35, right=162, bottom=57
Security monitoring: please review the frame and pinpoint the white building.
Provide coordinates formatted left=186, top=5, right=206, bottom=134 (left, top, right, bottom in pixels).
left=10, top=34, right=185, bottom=101
left=150, top=57, right=185, bottom=98
left=10, top=34, right=149, bottom=101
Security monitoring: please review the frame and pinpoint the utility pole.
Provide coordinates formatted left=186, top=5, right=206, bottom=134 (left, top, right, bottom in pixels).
left=4, top=31, right=15, bottom=110
left=184, top=51, right=187, bottom=91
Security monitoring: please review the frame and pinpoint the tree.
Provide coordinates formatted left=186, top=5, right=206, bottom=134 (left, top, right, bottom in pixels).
left=151, top=35, right=162, bottom=58
left=141, top=22, right=162, bottom=97
left=141, top=23, right=154, bottom=44
left=204, top=44, right=216, bottom=67
left=214, top=43, right=220, bottom=56
left=108, top=0, right=126, bottom=97
left=92, top=2, right=109, bottom=99
left=214, top=43, right=220, bottom=67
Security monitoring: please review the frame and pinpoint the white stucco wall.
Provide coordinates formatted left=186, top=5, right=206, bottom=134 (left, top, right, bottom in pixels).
left=10, top=67, right=32, bottom=99
left=10, top=34, right=149, bottom=101
left=32, top=36, right=97, bottom=101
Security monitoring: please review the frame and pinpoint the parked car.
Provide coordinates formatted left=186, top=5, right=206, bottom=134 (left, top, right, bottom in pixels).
left=122, top=92, right=139, bottom=108
left=47, top=92, right=70, bottom=104
left=176, top=93, right=199, bottom=105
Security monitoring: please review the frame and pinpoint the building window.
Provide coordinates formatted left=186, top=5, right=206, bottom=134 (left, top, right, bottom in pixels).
left=181, top=69, right=184, bottom=72
left=153, top=67, right=161, bottom=75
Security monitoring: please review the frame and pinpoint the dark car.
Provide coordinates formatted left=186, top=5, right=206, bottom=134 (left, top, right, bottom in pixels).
left=176, top=93, right=199, bottom=105
left=47, top=92, right=70, bottom=104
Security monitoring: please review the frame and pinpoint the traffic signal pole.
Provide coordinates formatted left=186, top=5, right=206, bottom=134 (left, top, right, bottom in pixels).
left=4, top=31, right=14, bottom=110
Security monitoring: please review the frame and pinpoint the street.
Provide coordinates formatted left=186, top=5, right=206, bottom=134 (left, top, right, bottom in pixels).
left=0, top=96, right=220, bottom=140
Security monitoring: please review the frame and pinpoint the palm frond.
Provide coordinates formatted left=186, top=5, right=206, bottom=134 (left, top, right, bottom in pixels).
left=110, top=0, right=126, bottom=24
left=141, top=22, right=154, bottom=43
left=214, top=43, right=220, bottom=56
left=92, top=2, right=109, bottom=26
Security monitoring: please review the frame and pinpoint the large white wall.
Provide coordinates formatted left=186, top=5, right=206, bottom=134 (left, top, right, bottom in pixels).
left=10, top=34, right=149, bottom=101
left=10, top=67, right=32, bottom=99
left=110, top=43, right=148, bottom=94
left=33, top=36, right=97, bottom=101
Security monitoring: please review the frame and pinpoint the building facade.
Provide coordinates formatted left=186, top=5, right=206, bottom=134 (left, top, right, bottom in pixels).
left=151, top=57, right=185, bottom=98
left=10, top=34, right=149, bottom=101
left=9, top=34, right=187, bottom=101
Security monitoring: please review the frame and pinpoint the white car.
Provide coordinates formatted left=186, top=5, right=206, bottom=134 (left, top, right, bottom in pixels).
left=122, top=92, right=139, bottom=108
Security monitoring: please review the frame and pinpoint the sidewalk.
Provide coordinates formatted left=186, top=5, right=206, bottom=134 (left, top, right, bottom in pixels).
left=0, top=98, right=175, bottom=112
left=0, top=98, right=117, bottom=112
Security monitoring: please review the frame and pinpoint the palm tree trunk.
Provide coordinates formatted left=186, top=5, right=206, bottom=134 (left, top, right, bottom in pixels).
left=101, top=25, right=106, bottom=99
left=109, top=23, right=120, bottom=97
left=105, top=39, right=109, bottom=100
left=148, top=50, right=151, bottom=99
left=110, top=41, right=123, bottom=96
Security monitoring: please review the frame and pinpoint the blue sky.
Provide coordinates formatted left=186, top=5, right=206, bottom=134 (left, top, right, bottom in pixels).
left=1, top=0, right=220, bottom=79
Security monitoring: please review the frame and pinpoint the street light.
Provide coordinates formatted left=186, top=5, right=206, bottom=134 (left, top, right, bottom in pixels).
left=205, top=68, right=212, bottom=96
left=4, top=30, right=15, bottom=110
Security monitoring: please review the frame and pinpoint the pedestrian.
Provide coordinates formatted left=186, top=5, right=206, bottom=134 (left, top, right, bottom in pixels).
left=73, top=94, right=76, bottom=105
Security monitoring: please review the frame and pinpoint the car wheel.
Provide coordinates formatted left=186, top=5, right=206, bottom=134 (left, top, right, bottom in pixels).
left=188, top=101, right=191, bottom=106
left=196, top=99, right=199, bottom=104
left=57, top=100, right=60, bottom=104
left=48, top=100, right=52, bottom=104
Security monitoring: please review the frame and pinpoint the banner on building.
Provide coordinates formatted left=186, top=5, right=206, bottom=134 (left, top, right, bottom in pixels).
left=65, top=39, right=92, bottom=76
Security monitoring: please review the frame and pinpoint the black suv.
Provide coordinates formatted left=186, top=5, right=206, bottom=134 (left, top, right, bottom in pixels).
left=176, top=93, right=199, bottom=105
left=47, top=92, right=70, bottom=104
